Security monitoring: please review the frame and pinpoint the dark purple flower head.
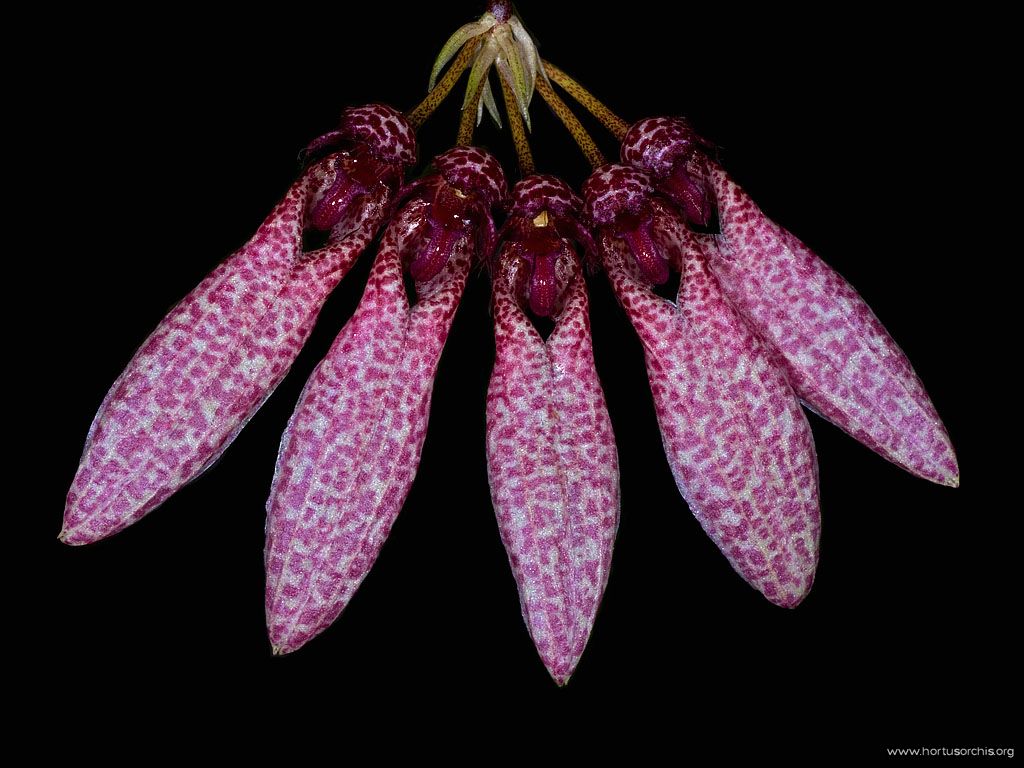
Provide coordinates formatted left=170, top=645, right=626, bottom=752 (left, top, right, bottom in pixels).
left=401, top=146, right=508, bottom=282
left=508, top=174, right=579, bottom=218
left=582, top=163, right=685, bottom=286
left=582, top=163, right=654, bottom=227
left=304, top=104, right=417, bottom=232
left=496, top=175, right=591, bottom=317
left=620, top=117, right=713, bottom=226
left=305, top=103, right=418, bottom=165
left=433, top=145, right=508, bottom=210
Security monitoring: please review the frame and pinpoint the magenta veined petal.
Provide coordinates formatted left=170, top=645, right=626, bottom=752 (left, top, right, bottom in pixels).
left=704, top=161, right=959, bottom=487
left=601, top=226, right=820, bottom=607
left=61, top=162, right=394, bottom=546
left=487, top=256, right=620, bottom=685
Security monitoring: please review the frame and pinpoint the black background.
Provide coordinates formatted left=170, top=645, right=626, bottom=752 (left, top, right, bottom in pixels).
left=39, top=1, right=1005, bottom=754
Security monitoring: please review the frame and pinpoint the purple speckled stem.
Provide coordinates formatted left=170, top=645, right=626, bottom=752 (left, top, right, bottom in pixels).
left=601, top=227, right=820, bottom=607
left=62, top=168, right=391, bottom=545
left=704, top=161, right=959, bottom=487
left=486, top=260, right=620, bottom=685
left=264, top=201, right=472, bottom=654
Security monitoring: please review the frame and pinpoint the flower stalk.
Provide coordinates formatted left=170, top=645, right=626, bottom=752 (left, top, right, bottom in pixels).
left=542, top=60, right=630, bottom=141
left=535, top=74, right=606, bottom=169
left=407, top=41, right=480, bottom=129
left=499, top=73, right=534, bottom=175
left=457, top=76, right=487, bottom=146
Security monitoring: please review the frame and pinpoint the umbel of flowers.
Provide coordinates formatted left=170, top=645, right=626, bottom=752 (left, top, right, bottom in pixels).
left=61, top=0, right=958, bottom=685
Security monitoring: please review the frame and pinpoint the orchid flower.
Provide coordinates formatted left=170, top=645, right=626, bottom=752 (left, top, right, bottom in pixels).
left=60, top=1, right=958, bottom=686
left=487, top=175, right=617, bottom=683
left=62, top=105, right=416, bottom=545
left=584, top=164, right=819, bottom=606
left=265, top=147, right=506, bottom=654
left=620, top=117, right=958, bottom=487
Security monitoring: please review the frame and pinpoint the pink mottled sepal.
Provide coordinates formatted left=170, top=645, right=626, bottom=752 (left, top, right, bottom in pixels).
left=61, top=159, right=393, bottom=546
left=705, top=162, right=959, bottom=487
left=265, top=148, right=505, bottom=654
left=601, top=229, right=820, bottom=607
left=487, top=254, right=619, bottom=685
left=264, top=205, right=472, bottom=653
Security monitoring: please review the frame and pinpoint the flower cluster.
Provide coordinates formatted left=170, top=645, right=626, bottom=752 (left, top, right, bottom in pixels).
left=61, top=2, right=957, bottom=685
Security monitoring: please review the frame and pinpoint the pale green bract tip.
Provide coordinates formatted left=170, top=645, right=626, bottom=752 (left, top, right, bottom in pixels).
left=428, top=15, right=496, bottom=92
left=481, top=79, right=503, bottom=128
left=463, top=38, right=500, bottom=109
left=429, top=9, right=544, bottom=133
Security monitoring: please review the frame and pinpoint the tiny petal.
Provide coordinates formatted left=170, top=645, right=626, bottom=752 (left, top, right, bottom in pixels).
left=493, top=24, right=532, bottom=129
left=487, top=259, right=619, bottom=683
left=508, top=15, right=543, bottom=102
left=704, top=162, right=959, bottom=486
left=601, top=227, right=820, bottom=606
left=480, top=78, right=503, bottom=128
left=464, top=37, right=501, bottom=110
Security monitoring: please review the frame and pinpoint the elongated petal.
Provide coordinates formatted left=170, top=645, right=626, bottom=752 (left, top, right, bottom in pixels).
left=61, top=175, right=388, bottom=546
left=265, top=204, right=471, bottom=654
left=602, top=232, right=820, bottom=606
left=487, top=266, right=619, bottom=684
left=704, top=162, right=959, bottom=486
